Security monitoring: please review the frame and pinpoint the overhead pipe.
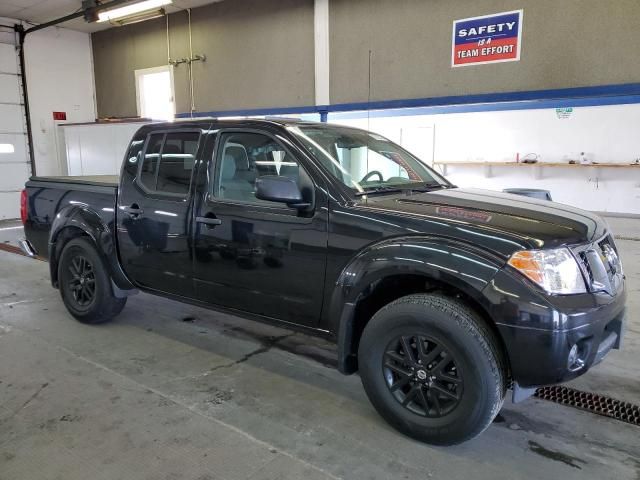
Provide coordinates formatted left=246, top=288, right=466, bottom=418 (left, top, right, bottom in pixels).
left=187, top=8, right=195, bottom=116
left=168, top=6, right=205, bottom=117
left=13, top=25, right=36, bottom=177
left=13, top=0, right=135, bottom=176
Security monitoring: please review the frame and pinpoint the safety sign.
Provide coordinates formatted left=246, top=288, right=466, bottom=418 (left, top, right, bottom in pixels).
left=452, top=10, right=523, bottom=67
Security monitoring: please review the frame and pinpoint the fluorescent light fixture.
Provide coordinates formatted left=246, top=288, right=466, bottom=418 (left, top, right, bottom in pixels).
left=0, top=143, right=15, bottom=154
left=98, top=0, right=172, bottom=22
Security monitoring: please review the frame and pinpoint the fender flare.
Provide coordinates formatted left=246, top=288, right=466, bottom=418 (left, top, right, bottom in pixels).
left=328, top=235, right=504, bottom=374
left=48, top=205, right=135, bottom=292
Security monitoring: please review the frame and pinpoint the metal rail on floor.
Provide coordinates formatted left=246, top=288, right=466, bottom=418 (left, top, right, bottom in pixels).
left=534, top=385, right=640, bottom=426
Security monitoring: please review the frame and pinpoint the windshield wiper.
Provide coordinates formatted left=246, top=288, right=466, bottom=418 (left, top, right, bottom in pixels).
left=354, top=186, right=407, bottom=197
left=407, top=182, right=450, bottom=192
left=355, top=183, right=449, bottom=197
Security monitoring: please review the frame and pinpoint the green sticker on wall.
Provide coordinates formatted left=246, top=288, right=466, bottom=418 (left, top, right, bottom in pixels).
left=555, top=107, right=573, bottom=119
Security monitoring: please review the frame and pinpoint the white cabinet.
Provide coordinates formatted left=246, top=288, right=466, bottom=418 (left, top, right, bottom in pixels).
left=62, top=122, right=149, bottom=176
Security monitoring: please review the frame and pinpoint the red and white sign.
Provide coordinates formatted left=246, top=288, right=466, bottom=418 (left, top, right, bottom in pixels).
left=452, top=10, right=523, bottom=67
left=52, top=111, right=67, bottom=121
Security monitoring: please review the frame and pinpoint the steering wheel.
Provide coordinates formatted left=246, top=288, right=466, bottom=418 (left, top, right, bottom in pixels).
left=360, top=170, right=384, bottom=183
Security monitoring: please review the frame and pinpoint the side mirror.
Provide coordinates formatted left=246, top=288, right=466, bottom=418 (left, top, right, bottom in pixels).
left=255, top=175, right=310, bottom=209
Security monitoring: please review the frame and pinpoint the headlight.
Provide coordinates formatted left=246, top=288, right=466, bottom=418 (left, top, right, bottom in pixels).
left=508, top=248, right=587, bottom=294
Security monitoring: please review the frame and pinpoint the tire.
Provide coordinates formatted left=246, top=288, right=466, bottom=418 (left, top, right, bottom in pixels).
left=358, top=293, right=506, bottom=445
left=58, top=237, right=127, bottom=324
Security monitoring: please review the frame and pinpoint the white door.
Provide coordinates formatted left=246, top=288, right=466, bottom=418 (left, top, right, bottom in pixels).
left=0, top=42, right=29, bottom=220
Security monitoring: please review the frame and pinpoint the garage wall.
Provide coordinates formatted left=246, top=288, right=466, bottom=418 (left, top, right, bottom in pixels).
left=329, top=0, right=640, bottom=104
left=92, top=16, right=170, bottom=119
left=92, top=0, right=315, bottom=118
left=330, top=103, right=640, bottom=215
left=0, top=20, right=97, bottom=219
left=24, top=27, right=97, bottom=176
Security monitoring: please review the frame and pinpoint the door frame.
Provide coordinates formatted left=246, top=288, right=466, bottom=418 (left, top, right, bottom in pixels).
left=203, top=127, right=327, bottom=210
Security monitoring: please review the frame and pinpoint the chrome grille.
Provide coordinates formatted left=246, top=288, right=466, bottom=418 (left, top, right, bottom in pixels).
left=572, top=234, right=621, bottom=293
left=578, top=251, right=594, bottom=284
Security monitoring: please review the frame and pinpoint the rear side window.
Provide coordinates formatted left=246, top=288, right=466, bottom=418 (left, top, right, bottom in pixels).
left=138, top=131, right=200, bottom=196
left=157, top=132, right=200, bottom=194
left=139, top=134, right=163, bottom=190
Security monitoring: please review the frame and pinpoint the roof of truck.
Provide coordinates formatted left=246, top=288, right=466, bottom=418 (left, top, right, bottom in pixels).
left=148, top=118, right=335, bottom=129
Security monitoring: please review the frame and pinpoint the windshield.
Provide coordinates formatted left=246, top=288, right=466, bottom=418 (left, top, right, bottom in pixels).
left=289, top=124, right=449, bottom=194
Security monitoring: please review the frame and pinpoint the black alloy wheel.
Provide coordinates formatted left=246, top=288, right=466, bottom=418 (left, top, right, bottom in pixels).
left=358, top=293, right=506, bottom=445
left=67, top=255, right=96, bottom=307
left=58, top=237, right=127, bottom=324
left=383, top=335, right=463, bottom=417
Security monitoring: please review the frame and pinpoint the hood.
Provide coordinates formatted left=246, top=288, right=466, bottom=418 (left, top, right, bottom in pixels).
left=358, top=188, right=607, bottom=254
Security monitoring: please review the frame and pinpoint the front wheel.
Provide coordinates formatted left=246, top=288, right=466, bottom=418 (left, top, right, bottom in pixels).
left=358, top=293, right=506, bottom=445
left=58, top=237, right=127, bottom=324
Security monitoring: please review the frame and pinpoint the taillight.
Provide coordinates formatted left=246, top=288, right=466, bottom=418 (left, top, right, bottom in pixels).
left=20, top=189, right=28, bottom=225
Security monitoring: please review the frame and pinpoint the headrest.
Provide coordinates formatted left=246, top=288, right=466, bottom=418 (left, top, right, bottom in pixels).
left=221, top=154, right=236, bottom=180
left=227, top=146, right=249, bottom=171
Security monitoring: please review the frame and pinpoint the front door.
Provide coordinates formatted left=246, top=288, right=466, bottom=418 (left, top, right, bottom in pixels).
left=192, top=130, right=328, bottom=327
left=117, top=128, right=203, bottom=297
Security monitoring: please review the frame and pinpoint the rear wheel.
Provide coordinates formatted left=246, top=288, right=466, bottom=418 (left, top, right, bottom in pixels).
left=358, top=293, right=506, bottom=445
left=58, top=237, right=126, bottom=324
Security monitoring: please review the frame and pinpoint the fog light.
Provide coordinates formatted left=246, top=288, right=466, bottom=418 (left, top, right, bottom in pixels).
left=567, top=343, right=585, bottom=371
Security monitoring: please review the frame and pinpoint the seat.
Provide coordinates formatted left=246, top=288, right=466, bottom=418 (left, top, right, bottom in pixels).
left=228, top=146, right=255, bottom=185
left=219, top=153, right=255, bottom=201
left=157, top=144, right=192, bottom=193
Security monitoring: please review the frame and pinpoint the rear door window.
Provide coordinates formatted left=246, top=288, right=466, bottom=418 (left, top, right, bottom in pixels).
left=139, top=133, right=163, bottom=191
left=138, top=131, right=201, bottom=196
left=157, top=132, right=200, bottom=195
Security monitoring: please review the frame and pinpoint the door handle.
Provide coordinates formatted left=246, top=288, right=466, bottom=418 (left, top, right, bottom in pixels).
left=196, top=216, right=222, bottom=226
left=121, top=205, right=143, bottom=217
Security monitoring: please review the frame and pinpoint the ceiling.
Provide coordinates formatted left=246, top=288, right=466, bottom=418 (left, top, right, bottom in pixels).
left=0, top=0, right=223, bottom=33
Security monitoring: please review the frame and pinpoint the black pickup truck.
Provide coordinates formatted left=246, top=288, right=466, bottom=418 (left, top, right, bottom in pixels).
left=20, top=119, right=625, bottom=445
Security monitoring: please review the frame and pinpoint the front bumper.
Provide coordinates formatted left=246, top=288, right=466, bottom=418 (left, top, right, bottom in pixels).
left=483, top=269, right=626, bottom=388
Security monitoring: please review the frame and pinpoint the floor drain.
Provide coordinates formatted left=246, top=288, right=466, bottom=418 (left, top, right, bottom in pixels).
left=534, top=385, right=640, bottom=426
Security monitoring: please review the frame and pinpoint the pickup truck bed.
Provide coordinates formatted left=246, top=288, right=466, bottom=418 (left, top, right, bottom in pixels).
left=25, top=175, right=118, bottom=262
left=31, top=175, right=119, bottom=187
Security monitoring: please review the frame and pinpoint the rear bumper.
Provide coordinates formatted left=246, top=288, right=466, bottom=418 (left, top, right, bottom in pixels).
left=484, top=269, right=626, bottom=388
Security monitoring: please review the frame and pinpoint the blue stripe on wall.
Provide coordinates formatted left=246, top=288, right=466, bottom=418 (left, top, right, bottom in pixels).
left=175, top=82, right=640, bottom=119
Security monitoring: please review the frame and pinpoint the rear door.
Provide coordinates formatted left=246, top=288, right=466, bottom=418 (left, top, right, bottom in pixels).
left=191, top=128, right=329, bottom=327
left=117, top=127, right=204, bottom=297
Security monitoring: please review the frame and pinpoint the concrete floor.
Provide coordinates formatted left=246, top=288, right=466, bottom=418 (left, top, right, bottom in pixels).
left=1, top=218, right=639, bottom=480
